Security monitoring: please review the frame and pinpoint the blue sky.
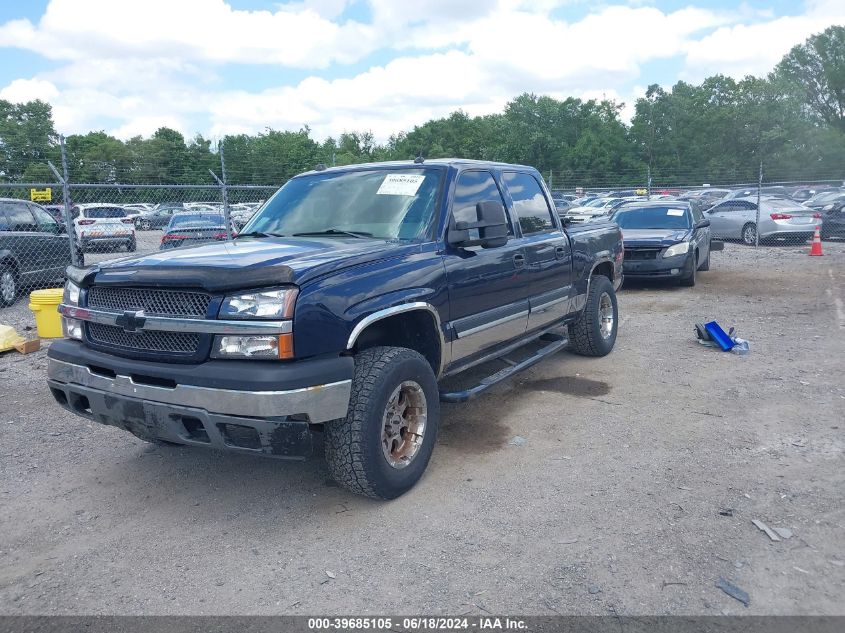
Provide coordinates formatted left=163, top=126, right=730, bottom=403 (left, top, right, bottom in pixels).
left=0, top=0, right=842, bottom=141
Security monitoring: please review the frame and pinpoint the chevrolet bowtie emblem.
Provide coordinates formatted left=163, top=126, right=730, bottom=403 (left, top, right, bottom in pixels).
left=115, top=310, right=146, bottom=333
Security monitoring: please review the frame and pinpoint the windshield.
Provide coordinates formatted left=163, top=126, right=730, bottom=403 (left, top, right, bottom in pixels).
left=612, top=206, right=692, bottom=229
left=244, top=168, right=443, bottom=240
left=86, top=207, right=125, bottom=219
left=169, top=214, right=225, bottom=229
left=584, top=198, right=608, bottom=208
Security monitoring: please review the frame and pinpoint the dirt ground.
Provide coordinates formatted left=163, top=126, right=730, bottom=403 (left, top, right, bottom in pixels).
left=0, top=241, right=843, bottom=616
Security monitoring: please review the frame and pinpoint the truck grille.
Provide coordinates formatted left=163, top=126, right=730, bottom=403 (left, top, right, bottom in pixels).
left=85, top=286, right=210, bottom=357
left=88, top=323, right=200, bottom=354
left=624, top=248, right=661, bottom=261
left=87, top=287, right=211, bottom=318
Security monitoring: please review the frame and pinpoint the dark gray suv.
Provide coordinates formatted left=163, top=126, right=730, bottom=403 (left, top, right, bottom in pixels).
left=0, top=198, right=79, bottom=307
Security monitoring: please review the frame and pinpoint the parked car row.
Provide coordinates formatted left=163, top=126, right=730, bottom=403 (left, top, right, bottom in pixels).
left=553, top=184, right=844, bottom=243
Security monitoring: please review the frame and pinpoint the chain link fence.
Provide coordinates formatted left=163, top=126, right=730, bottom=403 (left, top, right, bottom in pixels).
left=0, top=138, right=278, bottom=308
left=2, top=148, right=844, bottom=309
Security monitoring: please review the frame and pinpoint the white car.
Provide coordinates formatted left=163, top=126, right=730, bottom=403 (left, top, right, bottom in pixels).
left=73, top=205, right=136, bottom=253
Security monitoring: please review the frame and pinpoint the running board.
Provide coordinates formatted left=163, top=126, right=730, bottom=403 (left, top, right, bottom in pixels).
left=439, top=333, right=569, bottom=403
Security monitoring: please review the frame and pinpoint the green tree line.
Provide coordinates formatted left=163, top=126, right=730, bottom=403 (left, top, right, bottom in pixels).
left=1, top=26, right=843, bottom=189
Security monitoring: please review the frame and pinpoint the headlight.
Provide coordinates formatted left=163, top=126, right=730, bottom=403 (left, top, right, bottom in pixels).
left=218, top=288, right=297, bottom=320
left=663, top=242, right=690, bottom=258
left=62, top=318, right=83, bottom=340
left=211, top=334, right=293, bottom=359
left=63, top=281, right=80, bottom=305
left=822, top=204, right=834, bottom=211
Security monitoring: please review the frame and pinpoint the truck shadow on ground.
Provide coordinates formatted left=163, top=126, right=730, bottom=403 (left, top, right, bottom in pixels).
left=89, top=370, right=612, bottom=514
left=439, top=373, right=610, bottom=455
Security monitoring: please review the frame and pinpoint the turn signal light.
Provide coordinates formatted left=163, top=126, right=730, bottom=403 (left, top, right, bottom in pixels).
left=277, top=333, right=294, bottom=359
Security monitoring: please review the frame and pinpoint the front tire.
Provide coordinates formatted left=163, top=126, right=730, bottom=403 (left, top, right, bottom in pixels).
left=569, top=275, right=618, bottom=357
left=680, top=253, right=697, bottom=286
left=0, top=264, right=18, bottom=307
left=325, top=346, right=440, bottom=500
left=698, top=248, right=710, bottom=271
left=742, top=223, right=757, bottom=246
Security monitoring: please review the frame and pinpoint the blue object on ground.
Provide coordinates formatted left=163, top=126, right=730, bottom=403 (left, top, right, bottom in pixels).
left=704, top=320, right=735, bottom=351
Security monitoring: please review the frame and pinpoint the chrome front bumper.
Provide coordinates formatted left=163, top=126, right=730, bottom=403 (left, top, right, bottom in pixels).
left=47, top=358, right=352, bottom=458
left=47, top=358, right=351, bottom=422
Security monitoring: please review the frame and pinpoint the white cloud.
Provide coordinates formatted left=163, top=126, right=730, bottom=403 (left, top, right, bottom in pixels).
left=0, top=78, right=59, bottom=103
left=682, top=0, right=845, bottom=80
left=0, top=0, right=843, bottom=142
left=0, top=0, right=377, bottom=68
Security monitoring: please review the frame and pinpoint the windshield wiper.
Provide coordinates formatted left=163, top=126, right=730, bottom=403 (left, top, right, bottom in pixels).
left=292, top=228, right=373, bottom=238
left=236, top=231, right=285, bottom=238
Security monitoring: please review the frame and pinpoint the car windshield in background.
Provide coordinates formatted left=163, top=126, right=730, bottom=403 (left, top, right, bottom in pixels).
left=169, top=214, right=225, bottom=228
left=86, top=208, right=125, bottom=219
left=613, top=206, right=691, bottom=229
left=244, top=168, right=443, bottom=240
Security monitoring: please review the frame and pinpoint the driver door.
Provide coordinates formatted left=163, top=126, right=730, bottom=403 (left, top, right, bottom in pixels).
left=443, top=170, right=528, bottom=365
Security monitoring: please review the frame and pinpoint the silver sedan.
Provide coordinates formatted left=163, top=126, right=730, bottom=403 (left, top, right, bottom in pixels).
left=705, top=197, right=820, bottom=245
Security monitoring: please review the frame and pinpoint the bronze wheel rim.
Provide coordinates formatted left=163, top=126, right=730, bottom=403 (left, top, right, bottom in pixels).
left=381, top=380, right=427, bottom=469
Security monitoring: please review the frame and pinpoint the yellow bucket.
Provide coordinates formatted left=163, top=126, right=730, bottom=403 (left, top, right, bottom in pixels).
left=28, top=288, right=65, bottom=338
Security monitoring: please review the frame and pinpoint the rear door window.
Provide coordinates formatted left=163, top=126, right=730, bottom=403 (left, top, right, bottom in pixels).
left=503, top=171, right=556, bottom=234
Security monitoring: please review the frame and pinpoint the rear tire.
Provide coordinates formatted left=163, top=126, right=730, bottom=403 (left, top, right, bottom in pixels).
left=325, top=346, right=440, bottom=500
left=569, top=275, right=618, bottom=357
left=0, top=264, right=19, bottom=307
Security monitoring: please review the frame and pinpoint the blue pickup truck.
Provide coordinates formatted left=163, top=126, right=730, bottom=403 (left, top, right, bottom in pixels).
left=47, top=159, right=623, bottom=499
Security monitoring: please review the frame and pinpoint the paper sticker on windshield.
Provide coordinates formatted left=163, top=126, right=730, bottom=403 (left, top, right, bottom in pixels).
left=667, top=209, right=685, bottom=216
left=376, top=174, right=425, bottom=196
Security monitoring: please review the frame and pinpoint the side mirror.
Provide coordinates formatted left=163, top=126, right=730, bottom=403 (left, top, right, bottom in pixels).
left=448, top=201, right=509, bottom=248
left=695, top=219, right=711, bottom=229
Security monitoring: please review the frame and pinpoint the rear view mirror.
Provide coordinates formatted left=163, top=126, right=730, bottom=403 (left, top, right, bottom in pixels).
left=448, top=201, right=509, bottom=248
left=695, top=219, right=711, bottom=229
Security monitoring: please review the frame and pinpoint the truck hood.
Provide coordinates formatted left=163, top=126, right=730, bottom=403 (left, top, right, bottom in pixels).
left=83, top=237, right=417, bottom=292
left=622, top=228, right=691, bottom=247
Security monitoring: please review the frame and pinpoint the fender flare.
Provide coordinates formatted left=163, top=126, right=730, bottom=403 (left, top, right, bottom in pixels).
left=346, top=302, right=447, bottom=377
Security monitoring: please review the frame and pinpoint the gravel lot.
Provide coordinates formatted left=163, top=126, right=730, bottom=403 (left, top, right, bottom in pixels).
left=1, top=241, right=843, bottom=616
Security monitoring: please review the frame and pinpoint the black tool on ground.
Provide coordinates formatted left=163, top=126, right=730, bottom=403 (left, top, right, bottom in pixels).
left=695, top=323, right=711, bottom=341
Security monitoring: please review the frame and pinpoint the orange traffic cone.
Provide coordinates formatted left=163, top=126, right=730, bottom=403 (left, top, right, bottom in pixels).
left=809, top=225, right=823, bottom=256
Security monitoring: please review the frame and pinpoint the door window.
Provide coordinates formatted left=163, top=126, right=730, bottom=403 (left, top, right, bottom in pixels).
left=451, top=170, right=512, bottom=238
left=503, top=172, right=556, bottom=235
left=30, top=205, right=59, bottom=232
left=3, top=202, right=37, bottom=231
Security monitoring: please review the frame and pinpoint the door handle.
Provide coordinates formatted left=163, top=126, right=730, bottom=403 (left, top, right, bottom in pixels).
left=513, top=253, right=526, bottom=269
left=554, top=246, right=567, bottom=259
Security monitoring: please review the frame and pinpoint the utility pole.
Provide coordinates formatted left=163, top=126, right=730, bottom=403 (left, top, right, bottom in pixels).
left=754, top=161, right=763, bottom=247
left=47, top=135, right=80, bottom=266
left=209, top=141, right=233, bottom=241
